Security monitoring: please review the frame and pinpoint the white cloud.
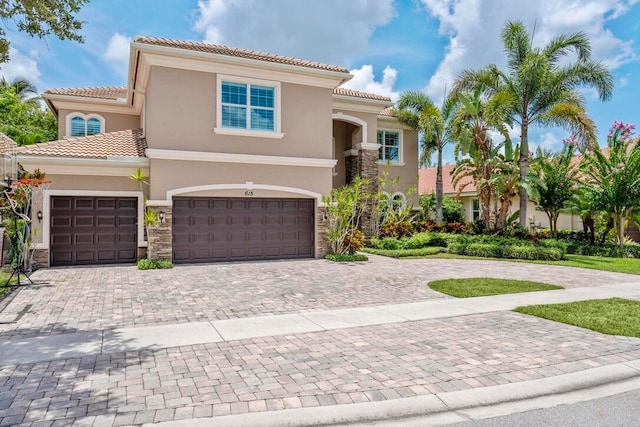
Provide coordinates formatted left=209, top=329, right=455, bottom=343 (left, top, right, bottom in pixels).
left=342, top=65, right=400, bottom=102
left=193, top=0, right=394, bottom=65
left=0, top=48, right=41, bottom=83
left=420, top=0, right=638, bottom=103
left=619, top=76, right=629, bottom=87
left=531, top=132, right=561, bottom=152
left=103, top=33, right=132, bottom=77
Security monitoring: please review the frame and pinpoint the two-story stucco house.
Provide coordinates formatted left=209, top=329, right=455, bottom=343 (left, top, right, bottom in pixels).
left=13, top=37, right=418, bottom=267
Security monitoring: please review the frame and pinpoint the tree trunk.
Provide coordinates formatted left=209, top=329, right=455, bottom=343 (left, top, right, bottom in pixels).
left=435, top=148, right=443, bottom=225
left=546, top=212, right=554, bottom=238
left=518, top=124, right=529, bottom=228
left=599, top=216, right=613, bottom=246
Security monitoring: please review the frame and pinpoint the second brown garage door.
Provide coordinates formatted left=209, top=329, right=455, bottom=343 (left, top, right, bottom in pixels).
left=172, top=197, right=314, bottom=263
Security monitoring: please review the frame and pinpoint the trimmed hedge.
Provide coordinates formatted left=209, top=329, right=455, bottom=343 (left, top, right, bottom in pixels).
left=137, top=259, right=174, bottom=270
left=448, top=243, right=563, bottom=261
left=324, top=253, right=368, bottom=262
left=363, top=247, right=445, bottom=258
left=565, top=242, right=640, bottom=258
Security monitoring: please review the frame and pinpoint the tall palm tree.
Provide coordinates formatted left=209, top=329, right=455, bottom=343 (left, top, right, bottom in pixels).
left=393, top=91, right=456, bottom=224
left=453, top=20, right=614, bottom=227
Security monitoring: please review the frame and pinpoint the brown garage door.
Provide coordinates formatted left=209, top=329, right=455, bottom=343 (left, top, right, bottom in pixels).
left=50, top=196, right=138, bottom=266
left=173, top=197, right=314, bottom=264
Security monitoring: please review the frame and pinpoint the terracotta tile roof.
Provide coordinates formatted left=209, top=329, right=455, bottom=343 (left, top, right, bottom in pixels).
left=0, top=133, right=17, bottom=154
left=44, top=86, right=128, bottom=100
left=135, top=36, right=350, bottom=74
left=419, top=164, right=476, bottom=195
left=15, top=129, right=147, bottom=159
left=333, top=87, right=391, bottom=102
left=378, top=106, right=394, bottom=116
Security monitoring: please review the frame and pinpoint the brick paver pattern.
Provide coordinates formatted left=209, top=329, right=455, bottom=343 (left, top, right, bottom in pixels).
left=2, top=257, right=640, bottom=426
left=2, top=257, right=636, bottom=339
left=1, top=312, right=640, bottom=426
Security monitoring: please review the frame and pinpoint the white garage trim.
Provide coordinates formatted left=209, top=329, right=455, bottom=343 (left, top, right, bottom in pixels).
left=37, top=190, right=146, bottom=251
left=147, top=183, right=325, bottom=207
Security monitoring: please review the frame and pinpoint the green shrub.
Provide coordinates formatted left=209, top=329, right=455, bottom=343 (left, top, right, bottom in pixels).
left=137, top=259, right=174, bottom=270
left=379, top=237, right=401, bottom=250
left=462, top=243, right=503, bottom=258
left=501, top=245, right=564, bottom=261
left=363, top=247, right=445, bottom=258
left=324, top=253, right=368, bottom=262
left=565, top=243, right=640, bottom=258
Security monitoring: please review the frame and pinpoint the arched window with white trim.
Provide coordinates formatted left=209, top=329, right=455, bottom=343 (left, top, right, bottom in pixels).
left=67, top=113, right=105, bottom=137
left=392, top=192, right=406, bottom=211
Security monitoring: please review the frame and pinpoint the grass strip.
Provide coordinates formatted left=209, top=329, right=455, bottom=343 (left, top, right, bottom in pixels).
left=515, top=298, right=640, bottom=338
left=429, top=277, right=562, bottom=298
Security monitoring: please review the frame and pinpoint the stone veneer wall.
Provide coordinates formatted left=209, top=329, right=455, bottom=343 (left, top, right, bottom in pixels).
left=31, top=248, right=49, bottom=269
left=345, top=153, right=359, bottom=185
left=147, top=207, right=172, bottom=261
left=315, top=209, right=331, bottom=258
left=358, top=149, right=379, bottom=237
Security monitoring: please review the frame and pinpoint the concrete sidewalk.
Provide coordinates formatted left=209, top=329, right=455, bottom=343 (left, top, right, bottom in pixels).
left=2, top=280, right=640, bottom=366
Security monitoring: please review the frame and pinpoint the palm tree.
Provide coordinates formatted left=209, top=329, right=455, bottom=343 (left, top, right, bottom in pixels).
left=0, top=77, right=39, bottom=104
left=450, top=86, right=514, bottom=229
left=393, top=91, right=456, bottom=224
left=453, top=20, right=614, bottom=227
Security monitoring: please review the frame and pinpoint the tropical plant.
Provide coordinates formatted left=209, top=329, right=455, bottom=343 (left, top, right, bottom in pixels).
left=322, top=176, right=371, bottom=255
left=530, top=138, right=580, bottom=238
left=393, top=91, right=457, bottom=224
left=453, top=20, right=614, bottom=227
left=565, top=187, right=597, bottom=245
left=580, top=121, right=640, bottom=247
left=0, top=79, right=57, bottom=145
left=419, top=194, right=464, bottom=223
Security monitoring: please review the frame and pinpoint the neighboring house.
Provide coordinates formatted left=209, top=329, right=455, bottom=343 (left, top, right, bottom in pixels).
left=8, top=37, right=417, bottom=267
left=418, top=165, right=581, bottom=230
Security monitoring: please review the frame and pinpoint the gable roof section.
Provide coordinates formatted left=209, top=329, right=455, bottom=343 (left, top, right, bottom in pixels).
left=135, top=36, right=350, bottom=74
left=44, top=86, right=127, bottom=100
left=419, top=164, right=476, bottom=196
left=333, top=88, right=391, bottom=102
left=15, top=129, right=147, bottom=159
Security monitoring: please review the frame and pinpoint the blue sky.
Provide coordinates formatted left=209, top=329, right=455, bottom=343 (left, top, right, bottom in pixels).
left=1, top=0, right=639, bottom=162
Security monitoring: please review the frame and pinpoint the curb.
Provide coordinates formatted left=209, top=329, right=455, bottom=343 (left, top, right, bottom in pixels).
left=142, top=360, right=640, bottom=427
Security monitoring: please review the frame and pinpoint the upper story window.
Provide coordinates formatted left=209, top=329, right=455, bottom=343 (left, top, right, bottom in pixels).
left=378, top=130, right=401, bottom=163
left=67, top=113, right=104, bottom=137
left=215, top=75, right=283, bottom=139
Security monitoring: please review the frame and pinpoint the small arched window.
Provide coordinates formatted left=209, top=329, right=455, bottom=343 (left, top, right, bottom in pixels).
left=392, top=193, right=406, bottom=211
left=68, top=113, right=104, bottom=137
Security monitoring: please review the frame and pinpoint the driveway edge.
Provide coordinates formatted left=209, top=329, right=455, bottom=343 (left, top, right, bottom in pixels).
left=141, top=360, right=640, bottom=426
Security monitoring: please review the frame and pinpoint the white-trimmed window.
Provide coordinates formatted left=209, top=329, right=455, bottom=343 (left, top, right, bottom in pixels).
left=66, top=113, right=104, bottom=137
left=472, top=198, right=480, bottom=220
left=378, top=130, right=401, bottom=163
left=215, top=75, right=283, bottom=138
left=391, top=192, right=406, bottom=210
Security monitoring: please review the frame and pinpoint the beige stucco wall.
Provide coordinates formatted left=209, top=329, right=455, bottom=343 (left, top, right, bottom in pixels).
left=145, top=66, right=334, bottom=158
left=148, top=159, right=332, bottom=201
left=379, top=128, right=419, bottom=205
left=58, top=109, right=140, bottom=139
left=459, top=195, right=581, bottom=230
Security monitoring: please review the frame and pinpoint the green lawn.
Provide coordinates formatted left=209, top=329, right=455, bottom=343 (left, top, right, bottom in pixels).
left=0, top=272, right=16, bottom=299
left=429, top=278, right=563, bottom=298
left=515, top=298, right=640, bottom=338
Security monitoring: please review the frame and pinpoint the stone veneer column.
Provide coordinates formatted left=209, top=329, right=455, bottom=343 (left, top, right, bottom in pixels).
left=357, top=144, right=380, bottom=237
left=344, top=149, right=360, bottom=185
left=315, top=207, right=331, bottom=258
left=31, top=249, right=49, bottom=269
left=147, top=206, right=172, bottom=261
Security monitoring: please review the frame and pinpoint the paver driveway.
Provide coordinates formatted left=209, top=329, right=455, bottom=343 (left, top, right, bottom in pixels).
left=1, top=257, right=640, bottom=426
left=1, top=256, right=638, bottom=340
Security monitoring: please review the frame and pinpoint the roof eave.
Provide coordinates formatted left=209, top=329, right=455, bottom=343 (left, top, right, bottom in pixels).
left=131, top=41, right=353, bottom=86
